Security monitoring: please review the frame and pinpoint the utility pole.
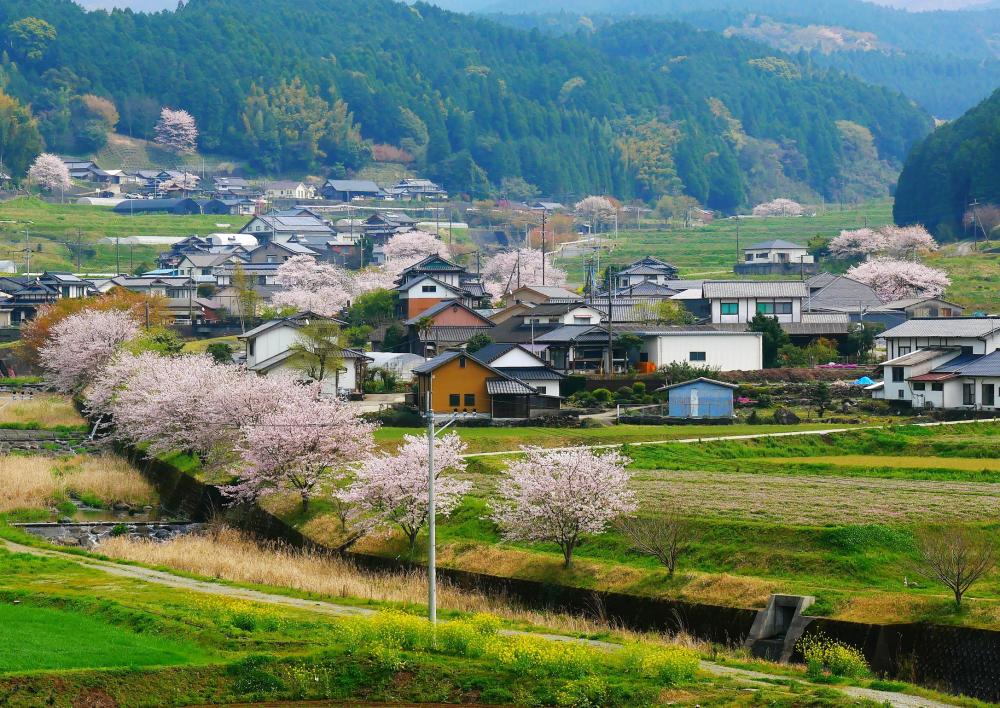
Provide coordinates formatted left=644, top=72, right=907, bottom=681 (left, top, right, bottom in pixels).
left=115, top=237, right=121, bottom=275
left=735, top=216, right=740, bottom=266
left=76, top=229, right=82, bottom=271
left=541, top=209, right=547, bottom=286
left=969, top=200, right=987, bottom=251
left=22, top=226, right=29, bottom=274
left=606, top=273, right=614, bottom=378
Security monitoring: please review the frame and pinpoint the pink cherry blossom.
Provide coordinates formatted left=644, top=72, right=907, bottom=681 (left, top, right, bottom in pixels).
left=272, top=255, right=353, bottom=317
left=338, top=431, right=471, bottom=550
left=846, top=257, right=951, bottom=301
left=829, top=225, right=937, bottom=260
left=40, top=309, right=141, bottom=392
left=828, top=228, right=886, bottom=259
left=488, top=447, right=637, bottom=567
left=154, top=107, right=198, bottom=153
left=383, top=230, right=449, bottom=275
left=751, top=198, right=804, bottom=217
left=222, top=390, right=377, bottom=510
left=481, top=248, right=567, bottom=299
left=28, top=153, right=72, bottom=193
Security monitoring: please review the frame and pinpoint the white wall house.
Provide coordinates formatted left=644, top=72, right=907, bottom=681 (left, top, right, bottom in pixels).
left=239, top=312, right=370, bottom=395
left=704, top=281, right=808, bottom=325
left=639, top=330, right=763, bottom=372
left=743, top=240, right=814, bottom=265
left=875, top=319, right=1000, bottom=410
left=522, top=304, right=603, bottom=326
left=480, top=344, right=564, bottom=398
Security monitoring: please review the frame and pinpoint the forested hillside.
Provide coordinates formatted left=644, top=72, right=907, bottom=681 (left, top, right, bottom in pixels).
left=0, top=0, right=932, bottom=208
left=479, top=0, right=1000, bottom=119
left=894, top=88, right=1000, bottom=237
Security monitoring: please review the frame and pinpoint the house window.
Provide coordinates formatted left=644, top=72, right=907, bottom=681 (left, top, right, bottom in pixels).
left=464, top=393, right=476, bottom=407
left=964, top=383, right=976, bottom=406
left=449, top=394, right=460, bottom=407
left=267, top=256, right=278, bottom=264
left=536, top=386, right=547, bottom=395
left=639, top=352, right=649, bottom=362
left=984, top=384, right=995, bottom=407
left=756, top=302, right=774, bottom=314
left=248, top=340, right=255, bottom=357
left=898, top=390, right=905, bottom=400
left=720, top=302, right=739, bottom=316
left=690, top=352, right=707, bottom=362
left=932, top=383, right=944, bottom=392
left=422, top=285, right=436, bottom=293
left=892, top=367, right=904, bottom=382
left=774, top=302, right=793, bottom=315
left=913, top=382, right=926, bottom=391
left=573, top=316, right=592, bottom=324
left=898, top=346, right=911, bottom=356
left=941, top=308, right=953, bottom=317
left=459, top=356, right=466, bottom=368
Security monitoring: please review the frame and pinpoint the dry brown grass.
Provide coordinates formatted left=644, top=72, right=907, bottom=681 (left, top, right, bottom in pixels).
left=98, top=527, right=706, bottom=643
left=0, top=454, right=155, bottom=512
left=0, top=393, right=86, bottom=428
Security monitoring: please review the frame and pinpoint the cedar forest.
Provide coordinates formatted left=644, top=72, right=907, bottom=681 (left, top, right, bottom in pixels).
left=0, top=0, right=934, bottom=209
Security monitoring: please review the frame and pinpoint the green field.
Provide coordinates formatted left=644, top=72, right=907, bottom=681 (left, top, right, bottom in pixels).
left=0, top=602, right=213, bottom=672
left=0, top=197, right=249, bottom=273
left=373, top=422, right=867, bottom=453
left=286, top=423, right=1000, bottom=630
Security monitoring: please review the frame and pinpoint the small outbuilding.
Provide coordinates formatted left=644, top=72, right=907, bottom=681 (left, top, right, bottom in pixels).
left=660, top=377, right=738, bottom=419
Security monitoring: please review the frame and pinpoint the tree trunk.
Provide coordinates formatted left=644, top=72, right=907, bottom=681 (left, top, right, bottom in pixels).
left=300, top=492, right=309, bottom=512
left=561, top=542, right=574, bottom=568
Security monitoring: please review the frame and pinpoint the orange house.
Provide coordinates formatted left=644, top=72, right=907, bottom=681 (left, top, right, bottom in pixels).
left=413, top=349, right=543, bottom=419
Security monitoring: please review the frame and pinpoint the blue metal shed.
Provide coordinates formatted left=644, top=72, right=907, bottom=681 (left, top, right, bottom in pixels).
left=662, top=377, right=738, bottom=419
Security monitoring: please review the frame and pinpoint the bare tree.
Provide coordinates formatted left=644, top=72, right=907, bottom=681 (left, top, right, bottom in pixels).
left=915, top=525, right=995, bottom=608
left=616, top=513, right=691, bottom=577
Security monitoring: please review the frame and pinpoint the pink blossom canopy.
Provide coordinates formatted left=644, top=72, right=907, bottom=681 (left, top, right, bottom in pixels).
left=40, top=309, right=141, bottom=392
left=846, top=257, right=951, bottom=301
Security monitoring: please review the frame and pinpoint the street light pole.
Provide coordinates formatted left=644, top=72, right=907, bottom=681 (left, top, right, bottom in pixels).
left=425, top=390, right=437, bottom=625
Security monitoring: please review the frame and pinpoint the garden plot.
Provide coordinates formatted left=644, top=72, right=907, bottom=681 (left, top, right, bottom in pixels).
left=632, top=469, right=1000, bottom=524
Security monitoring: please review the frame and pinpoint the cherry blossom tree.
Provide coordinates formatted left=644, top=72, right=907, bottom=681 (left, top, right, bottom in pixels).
left=752, top=198, right=804, bottom=217
left=383, top=230, right=448, bottom=274
left=829, top=225, right=937, bottom=260
left=338, top=432, right=470, bottom=551
left=846, top=257, right=951, bottom=301
left=223, top=391, right=377, bottom=511
left=272, top=255, right=352, bottom=317
left=488, top=447, right=637, bottom=567
left=350, top=266, right=397, bottom=296
left=828, top=228, right=885, bottom=259
left=881, top=225, right=938, bottom=257
left=98, top=353, right=288, bottom=463
left=40, top=309, right=141, bottom=393
left=28, top=153, right=71, bottom=193
left=154, top=107, right=198, bottom=153
left=481, top=248, right=567, bottom=299
left=574, top=195, right=615, bottom=230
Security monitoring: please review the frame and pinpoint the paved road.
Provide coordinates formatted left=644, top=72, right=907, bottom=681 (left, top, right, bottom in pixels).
left=1, top=538, right=956, bottom=707
left=464, top=417, right=1000, bottom=458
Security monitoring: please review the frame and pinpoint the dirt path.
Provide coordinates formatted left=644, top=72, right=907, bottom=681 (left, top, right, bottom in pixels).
left=1, top=538, right=957, bottom=707
left=464, top=417, right=1000, bottom=458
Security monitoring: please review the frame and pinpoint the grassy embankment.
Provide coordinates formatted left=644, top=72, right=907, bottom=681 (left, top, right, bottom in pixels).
left=0, top=392, right=88, bottom=431
left=0, top=196, right=249, bottom=274
left=262, top=422, right=1000, bottom=630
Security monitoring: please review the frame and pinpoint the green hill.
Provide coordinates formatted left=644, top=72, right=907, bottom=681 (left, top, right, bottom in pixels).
left=894, top=87, right=1000, bottom=238
left=0, top=0, right=931, bottom=209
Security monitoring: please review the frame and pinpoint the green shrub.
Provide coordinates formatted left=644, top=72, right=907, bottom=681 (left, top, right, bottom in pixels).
left=798, top=633, right=869, bottom=679
left=632, top=382, right=646, bottom=395
left=230, top=611, right=258, bottom=632
left=110, top=523, right=128, bottom=537
left=618, top=643, right=700, bottom=685
left=591, top=388, right=613, bottom=403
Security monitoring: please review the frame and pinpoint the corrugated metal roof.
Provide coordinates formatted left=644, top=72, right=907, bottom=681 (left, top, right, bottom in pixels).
left=703, top=281, right=808, bottom=299
left=909, top=372, right=960, bottom=382
left=486, top=378, right=536, bottom=395
left=881, top=318, right=1000, bottom=339
left=882, top=348, right=959, bottom=367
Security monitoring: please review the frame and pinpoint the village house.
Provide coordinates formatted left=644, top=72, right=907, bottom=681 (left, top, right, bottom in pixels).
left=879, top=297, right=965, bottom=320
left=470, top=343, right=565, bottom=398
left=176, top=253, right=245, bottom=282
left=395, top=254, right=490, bottom=318
left=323, top=179, right=384, bottom=201
left=239, top=312, right=371, bottom=396
left=388, top=178, right=447, bottom=200
left=405, top=299, right=495, bottom=355
left=872, top=318, right=1000, bottom=410
left=413, top=348, right=560, bottom=420
left=264, top=181, right=316, bottom=201
left=246, top=239, right=319, bottom=265
left=504, top=285, right=581, bottom=306
left=614, top=257, right=679, bottom=290
left=735, top=239, right=817, bottom=276
left=240, top=213, right=336, bottom=243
